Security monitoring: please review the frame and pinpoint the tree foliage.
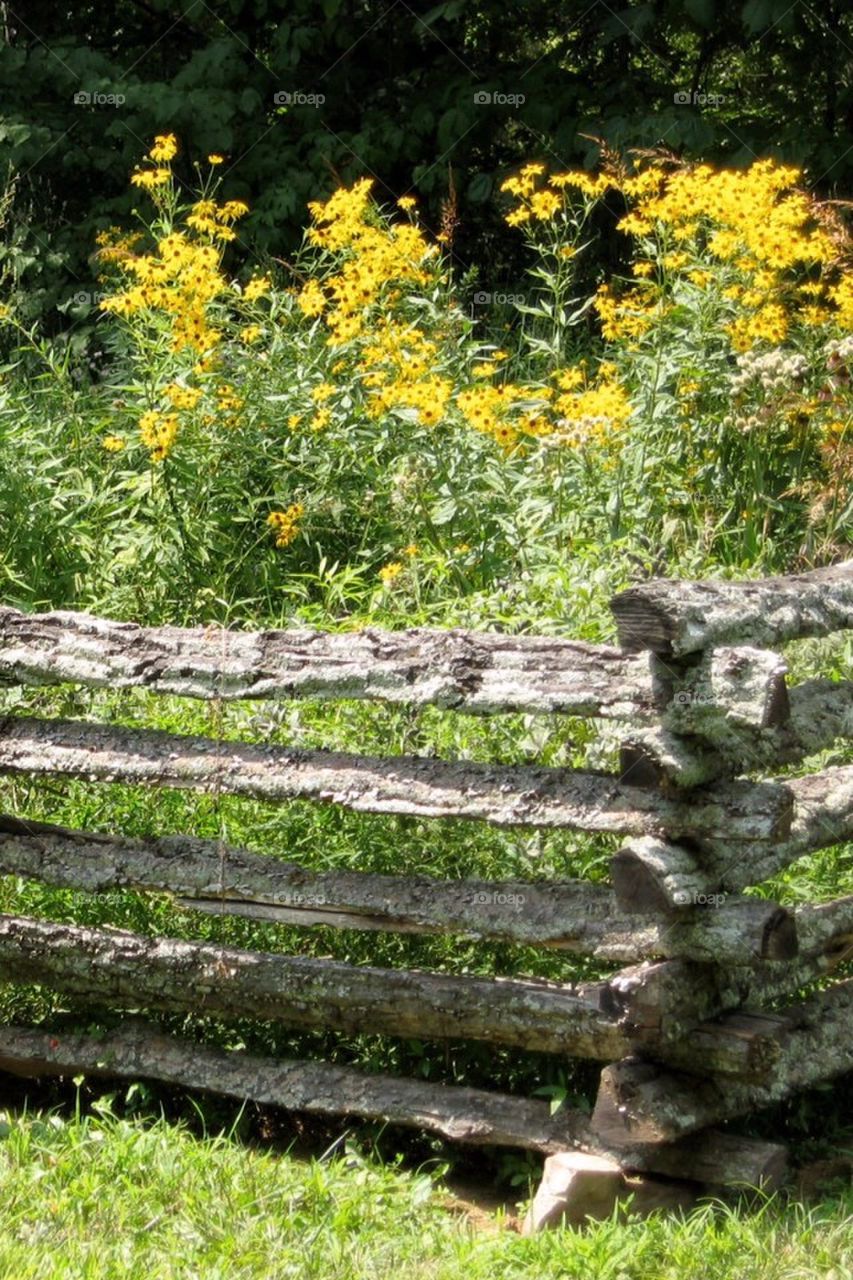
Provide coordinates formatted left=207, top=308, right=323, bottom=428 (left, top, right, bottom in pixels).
left=0, top=0, right=851, bottom=326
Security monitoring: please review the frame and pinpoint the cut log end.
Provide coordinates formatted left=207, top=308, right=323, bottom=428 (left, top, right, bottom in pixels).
left=762, top=909, right=799, bottom=962
left=619, top=746, right=666, bottom=791
left=610, top=562, right=853, bottom=656
left=610, top=593, right=676, bottom=656
left=591, top=1060, right=674, bottom=1147
left=611, top=846, right=687, bottom=914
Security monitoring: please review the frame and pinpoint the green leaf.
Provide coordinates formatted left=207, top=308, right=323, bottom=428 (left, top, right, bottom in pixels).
left=742, top=0, right=773, bottom=33
left=430, top=497, right=458, bottom=525
left=467, top=172, right=492, bottom=203
left=685, top=0, right=715, bottom=26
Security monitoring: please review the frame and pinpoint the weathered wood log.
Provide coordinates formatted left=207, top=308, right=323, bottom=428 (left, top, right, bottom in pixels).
left=697, top=764, right=853, bottom=889
left=598, top=961, right=725, bottom=1038
left=615, top=842, right=853, bottom=954
left=592, top=977, right=853, bottom=1145
left=0, top=1018, right=788, bottom=1185
left=611, top=838, right=720, bottom=913
left=615, top=944, right=852, bottom=1045
left=795, top=894, right=853, bottom=956
left=0, top=912, right=632, bottom=1060
left=785, top=678, right=853, bottom=754
left=601, top=960, right=792, bottom=1079
left=0, top=607, right=791, bottom=741
left=612, top=837, right=822, bottom=960
left=0, top=913, right=790, bottom=1075
left=0, top=606, right=659, bottom=717
left=619, top=730, right=722, bottom=790
left=650, top=1009, right=792, bottom=1080
left=661, top=646, right=789, bottom=732
left=0, top=716, right=794, bottom=841
left=184, top=896, right=796, bottom=966
left=0, top=1019, right=589, bottom=1154
left=649, top=677, right=853, bottom=782
left=597, top=953, right=826, bottom=1061
left=622, top=1129, right=788, bottom=1189
left=0, top=816, right=797, bottom=963
left=583, top=949, right=839, bottom=1047
left=611, top=560, right=853, bottom=655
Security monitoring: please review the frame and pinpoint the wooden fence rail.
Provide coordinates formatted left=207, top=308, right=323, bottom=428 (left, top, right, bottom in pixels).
left=0, top=558, right=849, bottom=1228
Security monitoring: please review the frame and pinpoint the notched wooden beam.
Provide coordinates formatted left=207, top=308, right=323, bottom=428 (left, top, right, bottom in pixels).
left=611, top=560, right=853, bottom=656
left=592, top=977, right=853, bottom=1145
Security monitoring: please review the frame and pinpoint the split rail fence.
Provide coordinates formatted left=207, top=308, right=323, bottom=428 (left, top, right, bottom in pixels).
left=0, top=560, right=850, bottom=1219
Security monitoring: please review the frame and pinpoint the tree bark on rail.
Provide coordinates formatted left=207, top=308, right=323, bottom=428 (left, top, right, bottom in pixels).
left=0, top=1019, right=588, bottom=1154
left=614, top=764, right=853, bottom=897
left=0, top=914, right=790, bottom=1075
left=0, top=716, right=794, bottom=841
left=592, top=977, right=853, bottom=1145
left=610, top=561, right=853, bottom=655
left=696, top=764, right=853, bottom=888
left=0, top=817, right=797, bottom=963
left=0, top=607, right=791, bottom=739
left=0, top=1019, right=788, bottom=1185
left=0, top=607, right=659, bottom=716
left=0, top=913, right=634, bottom=1059
left=628, top=678, right=853, bottom=785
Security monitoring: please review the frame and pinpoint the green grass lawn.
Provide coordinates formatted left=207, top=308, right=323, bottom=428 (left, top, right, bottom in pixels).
left=0, top=1102, right=850, bottom=1280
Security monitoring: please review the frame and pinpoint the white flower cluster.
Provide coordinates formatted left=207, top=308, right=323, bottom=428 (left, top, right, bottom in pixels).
left=549, top=414, right=611, bottom=446
left=730, top=347, right=809, bottom=396
left=824, top=335, right=853, bottom=368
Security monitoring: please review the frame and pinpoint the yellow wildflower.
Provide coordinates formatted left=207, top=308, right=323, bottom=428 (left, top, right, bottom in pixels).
left=554, top=367, right=584, bottom=391
left=164, top=383, right=203, bottom=411
left=130, top=168, right=171, bottom=190
left=148, top=134, right=178, bottom=163
left=219, top=200, right=250, bottom=222
left=529, top=189, right=561, bottom=220
left=267, top=502, right=304, bottom=548
left=379, top=561, right=404, bottom=584
left=244, top=275, right=272, bottom=303
left=138, top=409, right=179, bottom=461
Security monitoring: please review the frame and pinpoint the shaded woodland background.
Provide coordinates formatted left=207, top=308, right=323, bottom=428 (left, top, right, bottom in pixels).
left=1, top=0, right=851, bottom=333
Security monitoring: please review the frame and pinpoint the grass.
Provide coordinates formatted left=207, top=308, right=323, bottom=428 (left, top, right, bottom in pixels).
left=0, top=1100, right=845, bottom=1280
left=0, top=1101, right=848, bottom=1280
